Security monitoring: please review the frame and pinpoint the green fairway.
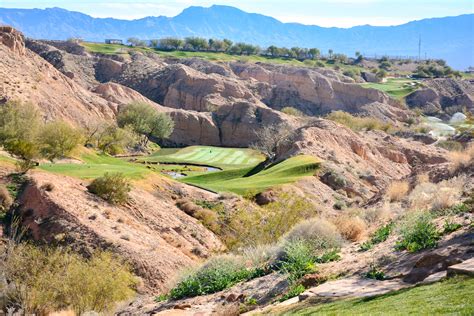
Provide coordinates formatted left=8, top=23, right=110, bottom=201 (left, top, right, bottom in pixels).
left=281, top=276, right=474, bottom=316
left=39, top=151, right=151, bottom=179
left=139, top=146, right=265, bottom=170
left=361, top=78, right=421, bottom=100
left=182, top=155, right=320, bottom=194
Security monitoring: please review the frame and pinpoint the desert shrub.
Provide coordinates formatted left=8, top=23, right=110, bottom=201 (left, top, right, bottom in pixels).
left=359, top=222, right=394, bottom=251
left=87, top=172, right=131, bottom=204
left=279, top=241, right=316, bottom=282
left=281, top=107, right=305, bottom=117
left=396, top=212, right=440, bottom=252
left=241, top=244, right=282, bottom=270
left=282, top=218, right=343, bottom=254
left=315, top=249, right=341, bottom=263
left=279, top=284, right=306, bottom=302
left=333, top=215, right=366, bottom=241
left=222, top=193, right=316, bottom=249
left=448, top=145, right=474, bottom=172
left=327, top=111, right=393, bottom=132
left=408, top=177, right=465, bottom=211
left=360, top=206, right=390, bottom=225
left=386, top=180, right=409, bottom=202
left=0, top=184, right=13, bottom=211
left=416, top=173, right=430, bottom=184
left=436, top=140, right=463, bottom=152
left=366, top=265, right=386, bottom=280
left=443, top=220, right=462, bottom=234
left=343, top=69, right=360, bottom=79
left=1, top=244, right=137, bottom=315
left=40, top=182, right=55, bottom=192
left=194, top=208, right=219, bottom=233
left=39, top=121, right=82, bottom=161
left=169, top=255, right=258, bottom=299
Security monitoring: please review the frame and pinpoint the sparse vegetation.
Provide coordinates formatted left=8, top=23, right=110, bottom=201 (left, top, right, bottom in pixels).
left=327, top=111, right=393, bottom=132
left=396, top=212, right=440, bottom=252
left=281, top=107, right=305, bottom=117
left=447, top=144, right=474, bottom=172
left=222, top=193, right=317, bottom=249
left=87, top=172, right=131, bottom=204
left=0, top=184, right=13, bottom=212
left=169, top=255, right=260, bottom=299
left=359, top=222, right=394, bottom=251
left=386, top=180, right=409, bottom=202
left=365, top=265, right=386, bottom=280
left=1, top=243, right=137, bottom=315
left=280, top=241, right=317, bottom=282
left=279, top=284, right=306, bottom=302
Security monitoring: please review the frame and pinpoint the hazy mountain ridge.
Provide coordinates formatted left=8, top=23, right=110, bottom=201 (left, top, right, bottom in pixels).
left=0, top=5, right=472, bottom=68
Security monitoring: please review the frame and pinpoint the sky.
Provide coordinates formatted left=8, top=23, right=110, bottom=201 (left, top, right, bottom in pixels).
left=1, top=0, right=473, bottom=28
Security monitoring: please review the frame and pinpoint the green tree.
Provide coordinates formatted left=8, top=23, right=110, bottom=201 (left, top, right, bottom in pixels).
left=184, top=37, right=209, bottom=51
left=0, top=101, right=42, bottom=171
left=309, top=48, right=320, bottom=60
left=39, top=121, right=82, bottom=162
left=158, top=37, right=184, bottom=50
left=117, top=102, right=174, bottom=147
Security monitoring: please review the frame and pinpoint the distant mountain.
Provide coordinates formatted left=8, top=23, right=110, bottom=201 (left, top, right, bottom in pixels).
left=0, top=5, right=472, bottom=69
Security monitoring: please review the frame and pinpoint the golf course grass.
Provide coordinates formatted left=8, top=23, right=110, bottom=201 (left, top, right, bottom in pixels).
left=39, top=151, right=152, bottom=179
left=361, top=78, right=421, bottom=100
left=281, top=276, right=474, bottom=316
left=182, top=154, right=320, bottom=194
left=139, top=146, right=265, bottom=170
left=35, top=146, right=318, bottom=195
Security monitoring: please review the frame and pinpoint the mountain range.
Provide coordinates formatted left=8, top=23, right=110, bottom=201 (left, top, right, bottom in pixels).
left=0, top=5, right=472, bottom=69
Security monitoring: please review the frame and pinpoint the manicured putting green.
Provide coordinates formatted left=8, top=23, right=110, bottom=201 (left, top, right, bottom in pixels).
left=361, top=78, right=421, bottom=100
left=140, top=146, right=265, bottom=169
left=182, top=155, right=320, bottom=194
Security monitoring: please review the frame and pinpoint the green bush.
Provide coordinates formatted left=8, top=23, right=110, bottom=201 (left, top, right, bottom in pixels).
left=87, top=172, right=131, bottom=204
left=359, top=222, right=394, bottom=251
left=281, top=107, right=305, bottom=117
left=280, top=241, right=317, bottom=282
left=366, top=265, right=386, bottom=280
left=315, top=249, right=341, bottom=263
left=279, top=284, right=306, bottom=302
left=396, top=212, right=440, bottom=252
left=443, top=220, right=462, bottom=234
left=1, top=244, right=137, bottom=315
left=169, top=255, right=259, bottom=299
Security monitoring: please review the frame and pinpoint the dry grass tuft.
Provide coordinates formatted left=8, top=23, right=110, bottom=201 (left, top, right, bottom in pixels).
left=408, top=176, right=465, bottom=211
left=387, top=180, right=410, bottom=202
left=448, top=144, right=474, bottom=172
left=416, top=173, right=430, bottom=184
left=333, top=215, right=367, bottom=242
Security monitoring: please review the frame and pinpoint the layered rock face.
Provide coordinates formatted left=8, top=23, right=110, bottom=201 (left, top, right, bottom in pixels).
left=275, top=119, right=448, bottom=205
left=0, top=26, right=25, bottom=55
left=17, top=172, right=223, bottom=293
left=406, top=78, right=474, bottom=116
left=16, top=35, right=416, bottom=147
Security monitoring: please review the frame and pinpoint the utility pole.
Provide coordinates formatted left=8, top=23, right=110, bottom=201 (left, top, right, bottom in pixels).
left=418, top=35, right=421, bottom=61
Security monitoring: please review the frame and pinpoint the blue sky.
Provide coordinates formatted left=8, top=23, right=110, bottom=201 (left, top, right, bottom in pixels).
left=2, top=0, right=473, bottom=27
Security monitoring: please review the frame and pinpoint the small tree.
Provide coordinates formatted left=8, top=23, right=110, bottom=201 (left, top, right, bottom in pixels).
left=0, top=101, right=42, bottom=171
left=117, top=102, right=174, bottom=147
left=95, top=124, right=137, bottom=155
left=250, top=124, right=293, bottom=161
left=39, top=121, right=82, bottom=162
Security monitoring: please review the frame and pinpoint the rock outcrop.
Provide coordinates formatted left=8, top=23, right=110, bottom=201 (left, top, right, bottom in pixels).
left=406, top=78, right=474, bottom=116
left=0, top=26, right=25, bottom=55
